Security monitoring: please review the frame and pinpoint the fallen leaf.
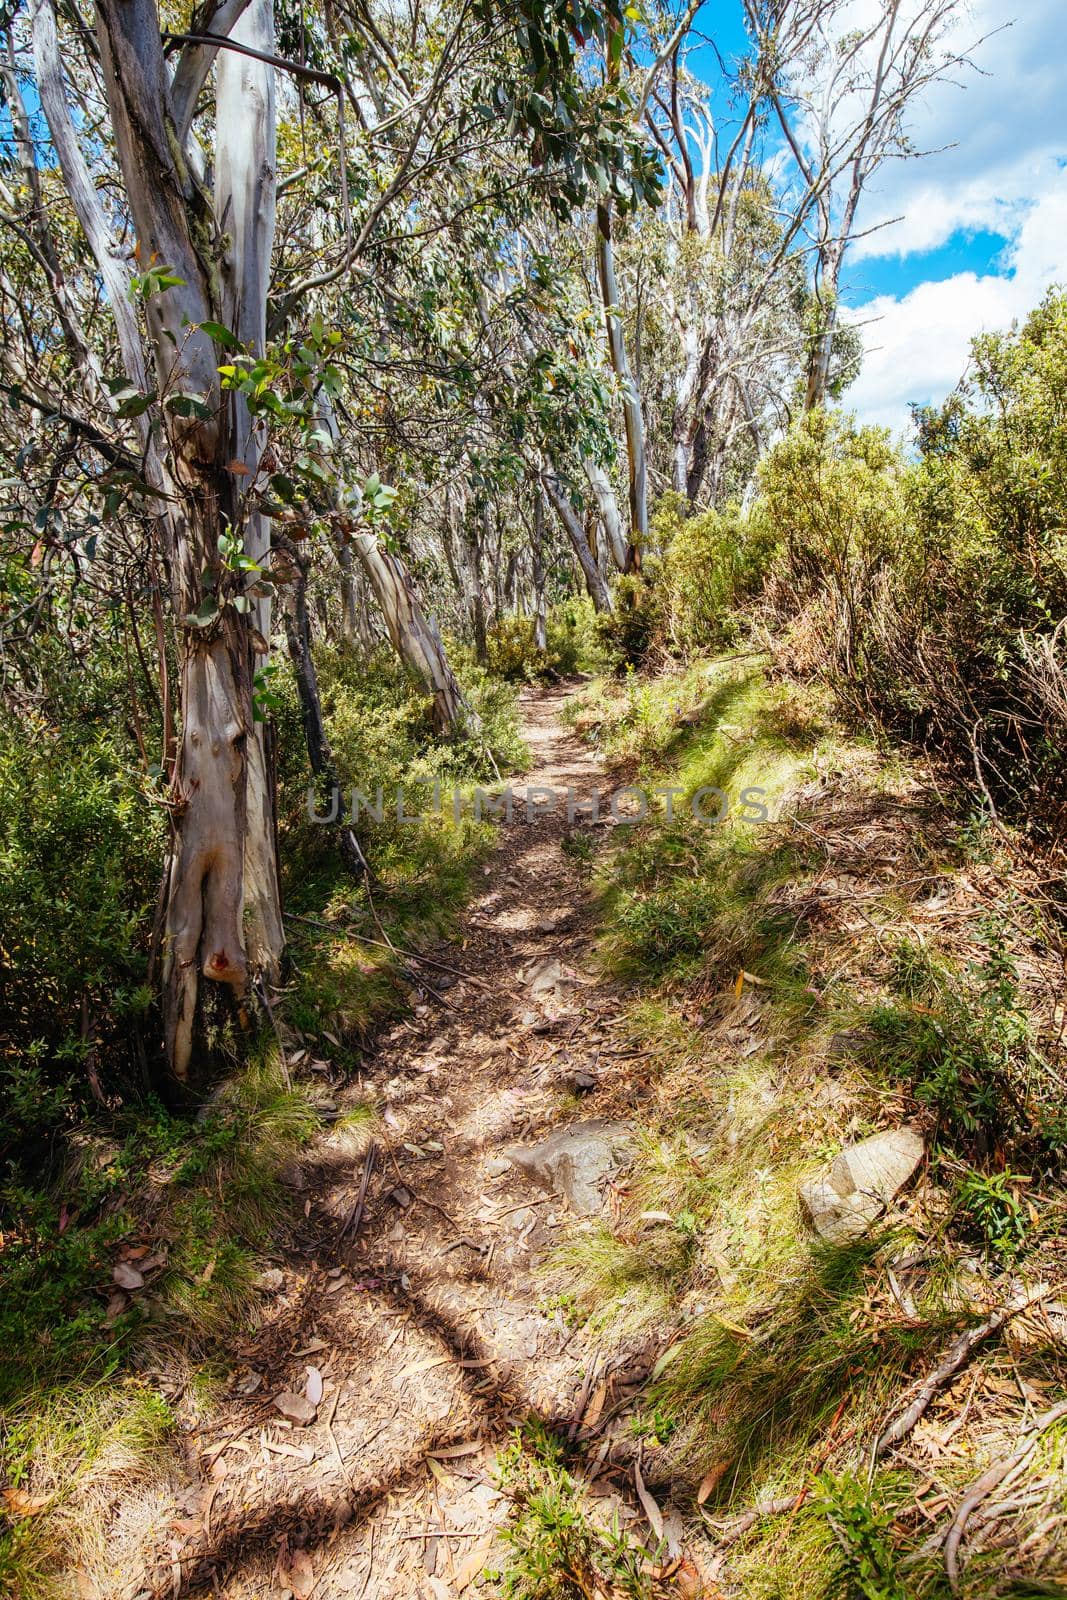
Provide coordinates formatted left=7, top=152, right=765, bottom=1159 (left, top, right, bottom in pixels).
left=427, top=1440, right=483, bottom=1460
left=286, top=1549, right=314, bottom=1598
left=676, top=1557, right=709, bottom=1598
left=263, top=1438, right=315, bottom=1462
left=396, top=1355, right=450, bottom=1382
left=455, top=1533, right=494, bottom=1591
left=696, top=1462, right=731, bottom=1504
left=273, top=1390, right=317, bottom=1425
left=112, top=1262, right=144, bottom=1290
left=2, top=1487, right=50, bottom=1516
left=104, top=1290, right=128, bottom=1324
left=634, top=1458, right=664, bottom=1542
left=583, top=1378, right=609, bottom=1431
left=305, top=1366, right=324, bottom=1405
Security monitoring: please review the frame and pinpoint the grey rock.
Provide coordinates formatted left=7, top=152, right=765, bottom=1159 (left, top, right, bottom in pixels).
left=801, top=1126, right=924, bottom=1244
left=502, top=1119, right=631, bottom=1214
left=521, top=957, right=578, bottom=1002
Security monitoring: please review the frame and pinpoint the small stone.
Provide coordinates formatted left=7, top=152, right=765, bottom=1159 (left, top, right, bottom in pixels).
left=255, top=1268, right=285, bottom=1292
left=273, top=1390, right=317, bottom=1425
left=801, top=1126, right=924, bottom=1243
left=572, top=1069, right=597, bottom=1093
left=502, top=1120, right=631, bottom=1214
left=485, top=1157, right=511, bottom=1177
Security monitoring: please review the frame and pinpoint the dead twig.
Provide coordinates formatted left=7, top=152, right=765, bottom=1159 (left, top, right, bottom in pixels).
left=943, top=1400, right=1067, bottom=1593
left=875, top=1285, right=1055, bottom=1458
left=337, top=1142, right=377, bottom=1246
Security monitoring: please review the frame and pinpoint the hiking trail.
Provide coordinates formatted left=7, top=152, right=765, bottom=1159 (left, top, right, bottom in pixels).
left=117, top=683, right=665, bottom=1599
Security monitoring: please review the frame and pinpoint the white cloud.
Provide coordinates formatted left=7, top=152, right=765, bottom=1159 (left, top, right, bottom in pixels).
left=851, top=0, right=1066, bottom=261
left=844, top=173, right=1067, bottom=432
left=838, top=0, right=1067, bottom=435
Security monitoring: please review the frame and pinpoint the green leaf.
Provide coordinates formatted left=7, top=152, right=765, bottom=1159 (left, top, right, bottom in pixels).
left=116, top=389, right=157, bottom=419
left=184, top=597, right=219, bottom=627
left=199, top=320, right=241, bottom=351
left=165, top=393, right=214, bottom=421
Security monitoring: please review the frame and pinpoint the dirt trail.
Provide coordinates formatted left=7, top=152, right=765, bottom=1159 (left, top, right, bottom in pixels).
left=123, top=685, right=654, bottom=1600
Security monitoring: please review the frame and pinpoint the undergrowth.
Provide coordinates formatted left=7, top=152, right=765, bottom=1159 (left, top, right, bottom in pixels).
left=546, top=656, right=1067, bottom=1599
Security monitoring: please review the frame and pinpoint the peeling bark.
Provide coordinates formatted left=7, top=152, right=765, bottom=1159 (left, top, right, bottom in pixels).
left=582, top=458, right=628, bottom=573
left=350, top=532, right=479, bottom=736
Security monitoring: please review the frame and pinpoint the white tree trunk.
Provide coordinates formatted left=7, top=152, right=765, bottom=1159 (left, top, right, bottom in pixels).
left=582, top=458, right=628, bottom=572
left=89, top=0, right=285, bottom=1078
left=215, top=0, right=284, bottom=976
left=596, top=200, right=646, bottom=570
left=541, top=470, right=613, bottom=614
left=350, top=533, right=479, bottom=736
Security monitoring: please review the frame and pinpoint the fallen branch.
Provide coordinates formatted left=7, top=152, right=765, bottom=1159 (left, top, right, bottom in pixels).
left=875, top=1285, right=1053, bottom=1457
left=943, top=1400, right=1067, bottom=1593
left=337, top=1142, right=377, bottom=1246
left=702, top=1496, right=794, bottom=1557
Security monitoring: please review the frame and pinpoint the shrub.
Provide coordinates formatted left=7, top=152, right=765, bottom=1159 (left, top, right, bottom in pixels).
left=0, top=698, right=163, bottom=1165
left=655, top=492, right=778, bottom=654
left=756, top=296, right=1067, bottom=830
left=594, top=573, right=661, bottom=669
left=486, top=614, right=546, bottom=681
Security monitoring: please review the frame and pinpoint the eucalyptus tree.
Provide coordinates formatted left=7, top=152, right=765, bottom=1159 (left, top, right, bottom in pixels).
left=17, top=0, right=289, bottom=1081
left=640, top=0, right=966, bottom=503
left=764, top=0, right=971, bottom=412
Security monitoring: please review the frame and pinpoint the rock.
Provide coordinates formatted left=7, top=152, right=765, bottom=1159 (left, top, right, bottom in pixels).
left=502, top=1120, right=631, bottom=1214
left=521, top=957, right=577, bottom=1001
left=825, top=1029, right=871, bottom=1061
left=484, top=1156, right=511, bottom=1177
left=255, top=1267, right=285, bottom=1293
left=273, top=1389, right=317, bottom=1425
left=571, top=1069, right=597, bottom=1093
left=801, top=1126, right=924, bottom=1243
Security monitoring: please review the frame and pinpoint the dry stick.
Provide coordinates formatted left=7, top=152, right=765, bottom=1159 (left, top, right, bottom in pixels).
left=285, top=913, right=497, bottom=994
left=567, top=1353, right=602, bottom=1442
left=338, top=1142, right=377, bottom=1245
left=324, top=1386, right=350, bottom=1487
left=943, top=1400, right=1067, bottom=1594
left=875, top=1285, right=1054, bottom=1458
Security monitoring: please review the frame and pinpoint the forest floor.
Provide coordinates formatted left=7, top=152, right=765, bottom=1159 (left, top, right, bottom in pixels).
left=101, top=684, right=680, bottom=1600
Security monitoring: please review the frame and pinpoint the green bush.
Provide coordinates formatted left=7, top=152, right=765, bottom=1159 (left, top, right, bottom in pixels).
left=755, top=293, right=1067, bottom=828
left=594, top=573, right=660, bottom=669
left=655, top=492, right=778, bottom=654
left=0, top=699, right=163, bottom=1163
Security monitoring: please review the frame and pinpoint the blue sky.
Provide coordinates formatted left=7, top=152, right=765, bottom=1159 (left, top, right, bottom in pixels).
left=684, top=0, right=1066, bottom=432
